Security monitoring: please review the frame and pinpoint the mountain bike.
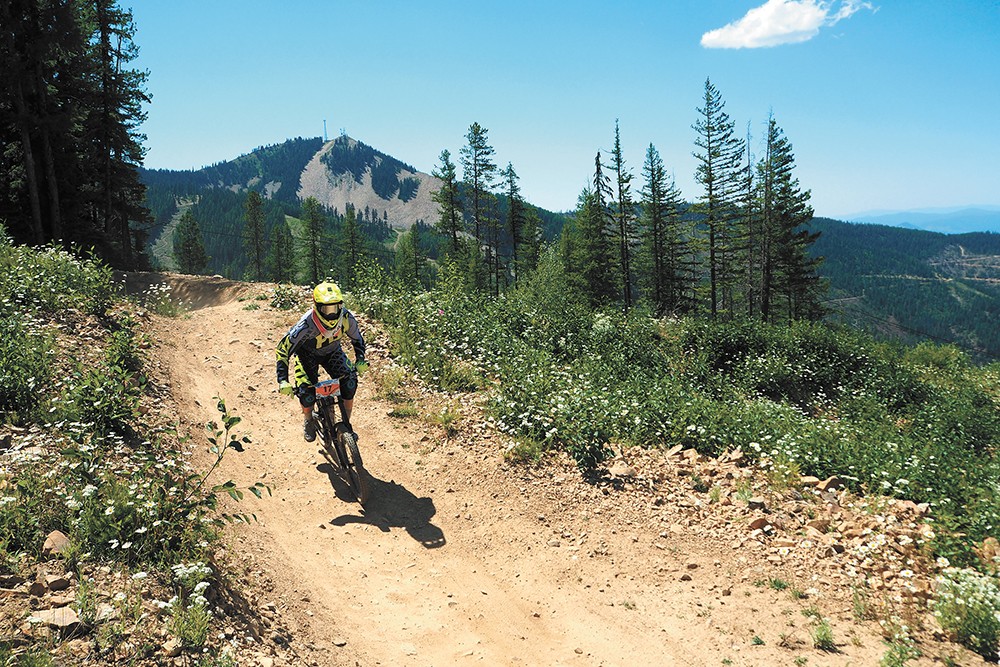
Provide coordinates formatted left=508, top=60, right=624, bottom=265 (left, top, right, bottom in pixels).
left=310, top=377, right=370, bottom=504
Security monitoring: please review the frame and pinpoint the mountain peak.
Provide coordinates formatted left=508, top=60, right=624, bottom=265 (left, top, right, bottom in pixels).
left=298, top=136, right=440, bottom=229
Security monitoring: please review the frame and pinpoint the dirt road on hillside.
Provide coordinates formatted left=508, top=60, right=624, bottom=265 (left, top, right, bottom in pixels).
left=134, top=273, right=968, bottom=667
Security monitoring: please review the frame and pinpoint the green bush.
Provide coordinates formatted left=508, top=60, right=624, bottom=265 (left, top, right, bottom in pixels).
left=934, top=567, right=1000, bottom=660
left=0, top=314, right=51, bottom=423
left=0, top=235, right=114, bottom=316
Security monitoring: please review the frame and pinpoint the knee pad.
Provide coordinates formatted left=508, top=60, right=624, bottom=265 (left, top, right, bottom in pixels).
left=340, top=375, right=358, bottom=400
left=298, top=390, right=316, bottom=408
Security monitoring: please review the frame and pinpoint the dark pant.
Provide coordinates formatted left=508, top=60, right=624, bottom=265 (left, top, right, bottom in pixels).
left=295, top=353, right=358, bottom=408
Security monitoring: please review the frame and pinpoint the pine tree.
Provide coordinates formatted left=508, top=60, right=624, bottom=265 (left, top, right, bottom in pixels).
left=518, top=207, right=543, bottom=279
left=693, top=78, right=745, bottom=318
left=608, top=121, right=636, bottom=309
left=242, top=190, right=266, bottom=281
left=639, top=143, right=695, bottom=315
left=502, top=162, right=526, bottom=283
left=395, top=225, right=424, bottom=289
left=341, top=203, right=363, bottom=288
left=267, top=219, right=296, bottom=283
left=301, top=196, right=326, bottom=285
left=172, top=210, right=209, bottom=274
left=459, top=122, right=497, bottom=245
left=566, top=186, right=616, bottom=307
left=86, top=0, right=151, bottom=265
left=431, top=149, right=463, bottom=254
left=758, top=116, right=825, bottom=321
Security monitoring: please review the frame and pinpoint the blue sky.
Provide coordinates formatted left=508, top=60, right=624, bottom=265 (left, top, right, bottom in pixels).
left=130, top=1, right=1000, bottom=218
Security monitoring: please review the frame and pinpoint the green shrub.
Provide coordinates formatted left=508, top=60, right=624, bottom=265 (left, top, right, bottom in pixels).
left=0, top=236, right=113, bottom=316
left=934, top=567, right=1000, bottom=660
left=58, top=361, right=141, bottom=436
left=0, top=462, right=67, bottom=559
left=0, top=314, right=51, bottom=423
left=269, top=283, right=301, bottom=310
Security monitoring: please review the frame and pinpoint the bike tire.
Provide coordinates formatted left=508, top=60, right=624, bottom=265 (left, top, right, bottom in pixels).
left=338, top=430, right=370, bottom=505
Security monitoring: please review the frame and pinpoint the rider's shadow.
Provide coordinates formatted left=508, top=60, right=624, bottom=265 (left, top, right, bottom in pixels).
left=317, top=463, right=446, bottom=549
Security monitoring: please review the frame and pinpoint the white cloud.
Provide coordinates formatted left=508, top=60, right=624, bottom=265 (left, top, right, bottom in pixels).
left=701, top=0, right=873, bottom=49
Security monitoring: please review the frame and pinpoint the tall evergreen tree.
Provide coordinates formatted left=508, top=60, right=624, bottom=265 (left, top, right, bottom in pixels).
left=431, top=149, right=463, bottom=254
left=740, top=122, right=760, bottom=318
left=341, top=203, right=363, bottom=288
left=608, top=121, right=636, bottom=309
left=758, top=116, right=825, bottom=321
left=693, top=78, right=745, bottom=318
left=172, top=210, right=209, bottom=274
left=301, top=196, right=326, bottom=285
left=395, top=224, right=425, bottom=289
left=242, top=190, right=266, bottom=281
left=267, top=219, right=296, bottom=283
left=502, top=162, right=526, bottom=283
left=518, top=207, right=543, bottom=279
left=638, top=143, right=695, bottom=315
left=565, top=187, right=616, bottom=307
left=459, top=122, right=497, bottom=245
left=85, top=0, right=151, bottom=265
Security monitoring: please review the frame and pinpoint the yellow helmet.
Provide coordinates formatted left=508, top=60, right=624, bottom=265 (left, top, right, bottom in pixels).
left=313, top=282, right=344, bottom=329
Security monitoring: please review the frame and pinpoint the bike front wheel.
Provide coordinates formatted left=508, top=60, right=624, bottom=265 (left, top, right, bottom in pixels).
left=338, top=430, right=370, bottom=505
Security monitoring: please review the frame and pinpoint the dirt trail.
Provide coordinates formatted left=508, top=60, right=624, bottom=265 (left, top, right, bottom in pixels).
left=140, top=275, right=952, bottom=667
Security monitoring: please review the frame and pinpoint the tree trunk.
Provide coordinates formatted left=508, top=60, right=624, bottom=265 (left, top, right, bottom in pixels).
left=13, top=80, right=45, bottom=244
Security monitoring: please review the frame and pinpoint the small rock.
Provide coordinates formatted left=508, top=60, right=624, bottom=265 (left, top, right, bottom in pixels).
left=609, top=461, right=637, bottom=478
left=42, top=530, right=71, bottom=557
left=806, top=518, right=831, bottom=532
left=747, top=497, right=767, bottom=511
left=45, top=574, right=70, bottom=592
left=748, top=517, right=770, bottom=531
left=163, top=638, right=183, bottom=657
left=0, top=574, right=25, bottom=587
left=333, top=637, right=348, bottom=647
left=28, top=581, right=47, bottom=597
left=29, top=607, right=79, bottom=629
left=817, top=476, right=845, bottom=492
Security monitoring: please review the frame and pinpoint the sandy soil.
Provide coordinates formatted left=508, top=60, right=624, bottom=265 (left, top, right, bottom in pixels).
left=135, top=273, right=986, bottom=667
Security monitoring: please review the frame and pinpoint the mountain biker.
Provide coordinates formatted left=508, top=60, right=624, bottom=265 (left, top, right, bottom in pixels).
left=275, top=281, right=369, bottom=442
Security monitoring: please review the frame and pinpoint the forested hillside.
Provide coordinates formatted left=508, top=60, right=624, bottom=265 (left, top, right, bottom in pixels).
left=814, top=218, right=1000, bottom=360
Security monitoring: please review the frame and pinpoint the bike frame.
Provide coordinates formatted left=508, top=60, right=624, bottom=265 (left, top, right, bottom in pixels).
left=311, top=377, right=369, bottom=504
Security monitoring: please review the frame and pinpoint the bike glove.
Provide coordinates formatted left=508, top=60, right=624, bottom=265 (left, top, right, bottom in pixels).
left=278, top=380, right=294, bottom=396
left=355, top=359, right=370, bottom=375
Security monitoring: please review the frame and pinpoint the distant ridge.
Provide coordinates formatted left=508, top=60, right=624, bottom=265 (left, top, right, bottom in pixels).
left=841, top=206, right=1000, bottom=234
left=141, top=135, right=441, bottom=230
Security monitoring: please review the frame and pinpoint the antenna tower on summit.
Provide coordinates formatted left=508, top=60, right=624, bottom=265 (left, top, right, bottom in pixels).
left=323, top=119, right=328, bottom=142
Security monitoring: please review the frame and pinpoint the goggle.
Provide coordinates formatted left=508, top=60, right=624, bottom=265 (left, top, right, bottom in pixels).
left=318, top=302, right=342, bottom=318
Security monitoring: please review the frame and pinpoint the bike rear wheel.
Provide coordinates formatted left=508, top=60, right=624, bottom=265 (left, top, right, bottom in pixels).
left=337, top=430, right=370, bottom=504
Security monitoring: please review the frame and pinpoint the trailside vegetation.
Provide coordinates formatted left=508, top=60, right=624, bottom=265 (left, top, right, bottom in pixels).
left=0, top=227, right=267, bottom=662
left=354, top=254, right=1000, bottom=568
